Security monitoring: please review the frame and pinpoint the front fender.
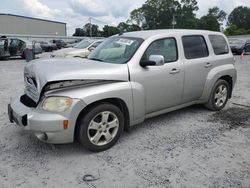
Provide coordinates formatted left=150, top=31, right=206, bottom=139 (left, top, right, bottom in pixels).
left=200, top=64, right=237, bottom=101
left=44, top=81, right=146, bottom=126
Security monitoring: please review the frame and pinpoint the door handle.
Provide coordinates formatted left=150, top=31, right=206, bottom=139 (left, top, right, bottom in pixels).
left=169, top=68, right=180, bottom=74
left=205, top=62, right=213, bottom=68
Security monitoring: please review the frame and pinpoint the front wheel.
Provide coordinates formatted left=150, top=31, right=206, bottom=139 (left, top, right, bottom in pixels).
left=205, top=79, right=230, bottom=111
left=76, top=103, right=124, bottom=152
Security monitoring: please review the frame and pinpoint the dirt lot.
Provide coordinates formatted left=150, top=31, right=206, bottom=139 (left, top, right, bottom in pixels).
left=0, top=54, right=249, bottom=188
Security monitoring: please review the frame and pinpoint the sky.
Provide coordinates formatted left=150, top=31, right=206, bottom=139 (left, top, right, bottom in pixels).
left=0, top=0, right=249, bottom=36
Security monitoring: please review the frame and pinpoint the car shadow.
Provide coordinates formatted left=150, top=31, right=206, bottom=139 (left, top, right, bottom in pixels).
left=126, top=104, right=210, bottom=136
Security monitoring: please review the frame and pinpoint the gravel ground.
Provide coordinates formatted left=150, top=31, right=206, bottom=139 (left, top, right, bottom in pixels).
left=0, top=53, right=250, bottom=188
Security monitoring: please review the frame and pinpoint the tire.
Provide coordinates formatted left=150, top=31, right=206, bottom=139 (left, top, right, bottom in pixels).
left=76, top=103, right=124, bottom=152
left=205, top=79, right=230, bottom=111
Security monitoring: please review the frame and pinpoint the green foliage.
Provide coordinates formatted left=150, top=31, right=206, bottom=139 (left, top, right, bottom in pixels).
left=129, top=0, right=199, bottom=29
left=117, top=22, right=141, bottom=32
left=224, top=25, right=250, bottom=36
left=84, top=23, right=100, bottom=37
left=102, top=25, right=120, bottom=37
left=195, top=6, right=227, bottom=31
left=72, top=28, right=85, bottom=36
left=198, top=15, right=220, bottom=31
left=228, top=6, right=250, bottom=30
left=130, top=8, right=144, bottom=27
left=208, top=6, right=227, bottom=24
left=72, top=3, right=250, bottom=37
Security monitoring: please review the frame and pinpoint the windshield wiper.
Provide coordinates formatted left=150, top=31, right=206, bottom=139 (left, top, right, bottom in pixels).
left=88, top=58, right=104, bottom=62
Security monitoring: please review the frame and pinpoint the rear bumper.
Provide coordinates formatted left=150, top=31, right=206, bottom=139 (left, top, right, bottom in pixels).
left=8, top=93, right=81, bottom=144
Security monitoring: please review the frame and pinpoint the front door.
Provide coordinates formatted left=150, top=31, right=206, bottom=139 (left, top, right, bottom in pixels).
left=9, top=39, right=18, bottom=56
left=130, top=37, right=184, bottom=114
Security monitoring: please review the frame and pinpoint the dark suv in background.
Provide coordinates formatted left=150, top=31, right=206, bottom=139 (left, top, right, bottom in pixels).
left=229, top=38, right=250, bottom=55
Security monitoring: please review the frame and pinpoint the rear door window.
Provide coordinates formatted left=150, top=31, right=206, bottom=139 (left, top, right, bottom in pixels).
left=182, top=36, right=209, bottom=59
left=209, top=35, right=229, bottom=55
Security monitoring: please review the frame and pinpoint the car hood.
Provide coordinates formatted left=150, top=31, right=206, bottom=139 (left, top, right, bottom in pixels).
left=66, top=49, right=89, bottom=56
left=52, top=48, right=75, bottom=57
left=24, top=58, right=129, bottom=100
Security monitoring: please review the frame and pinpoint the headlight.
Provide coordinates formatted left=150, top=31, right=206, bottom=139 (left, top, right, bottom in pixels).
left=42, top=97, right=73, bottom=112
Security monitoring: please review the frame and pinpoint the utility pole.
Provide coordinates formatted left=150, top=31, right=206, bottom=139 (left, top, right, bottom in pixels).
left=89, top=17, right=92, bottom=38
left=172, top=14, right=176, bottom=29
left=171, top=4, right=177, bottom=29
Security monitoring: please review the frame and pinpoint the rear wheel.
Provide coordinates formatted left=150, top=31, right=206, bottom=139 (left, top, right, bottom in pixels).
left=76, top=103, right=124, bottom=152
left=205, top=79, right=230, bottom=111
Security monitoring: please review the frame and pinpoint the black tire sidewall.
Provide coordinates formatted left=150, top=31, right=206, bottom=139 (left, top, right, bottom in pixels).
left=77, top=103, right=124, bottom=152
left=211, top=80, right=230, bottom=111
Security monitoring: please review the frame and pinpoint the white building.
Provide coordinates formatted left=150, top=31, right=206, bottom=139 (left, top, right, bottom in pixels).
left=0, top=14, right=66, bottom=36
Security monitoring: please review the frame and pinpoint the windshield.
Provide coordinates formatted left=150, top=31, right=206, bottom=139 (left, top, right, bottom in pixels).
left=88, top=36, right=143, bottom=64
left=74, top=40, right=92, bottom=49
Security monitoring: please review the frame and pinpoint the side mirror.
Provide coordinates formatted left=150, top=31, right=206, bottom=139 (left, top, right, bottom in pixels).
left=149, top=55, right=164, bottom=66
left=140, top=55, right=165, bottom=67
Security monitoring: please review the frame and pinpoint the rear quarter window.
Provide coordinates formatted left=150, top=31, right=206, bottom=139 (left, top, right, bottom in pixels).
left=209, top=35, right=229, bottom=55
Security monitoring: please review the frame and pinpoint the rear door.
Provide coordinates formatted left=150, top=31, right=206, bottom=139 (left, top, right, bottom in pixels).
left=181, top=35, right=211, bottom=103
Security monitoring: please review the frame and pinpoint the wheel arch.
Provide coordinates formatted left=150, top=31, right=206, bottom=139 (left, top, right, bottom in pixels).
left=201, top=64, right=237, bottom=102
left=218, top=75, right=233, bottom=98
left=74, top=97, right=130, bottom=141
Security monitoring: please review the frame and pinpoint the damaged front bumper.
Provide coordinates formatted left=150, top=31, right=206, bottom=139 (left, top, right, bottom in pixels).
left=8, top=93, right=83, bottom=144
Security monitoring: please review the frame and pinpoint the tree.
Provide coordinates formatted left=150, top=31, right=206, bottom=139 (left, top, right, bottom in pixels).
left=198, top=15, right=220, bottom=31
left=102, top=25, right=120, bottom=37
left=84, top=23, right=100, bottom=37
left=224, top=25, right=250, bottom=36
left=228, top=6, right=250, bottom=30
left=208, top=6, right=227, bottom=24
left=117, top=22, right=141, bottom=32
left=130, top=8, right=145, bottom=28
left=175, top=0, right=199, bottom=29
left=72, top=28, right=85, bottom=36
left=129, top=0, right=199, bottom=30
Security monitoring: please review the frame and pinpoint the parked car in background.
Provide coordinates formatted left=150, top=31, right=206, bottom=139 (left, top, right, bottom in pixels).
left=0, top=36, right=42, bottom=59
left=50, top=39, right=66, bottom=49
left=51, top=39, right=104, bottom=58
left=64, top=42, right=78, bottom=48
left=39, top=41, right=57, bottom=52
left=8, top=30, right=236, bottom=152
left=64, top=39, right=83, bottom=48
left=229, top=38, right=250, bottom=55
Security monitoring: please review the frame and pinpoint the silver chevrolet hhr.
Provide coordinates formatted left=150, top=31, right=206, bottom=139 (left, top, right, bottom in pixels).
left=8, top=30, right=237, bottom=152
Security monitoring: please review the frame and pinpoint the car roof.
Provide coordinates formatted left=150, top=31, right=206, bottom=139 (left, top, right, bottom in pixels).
left=121, top=29, right=224, bottom=39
